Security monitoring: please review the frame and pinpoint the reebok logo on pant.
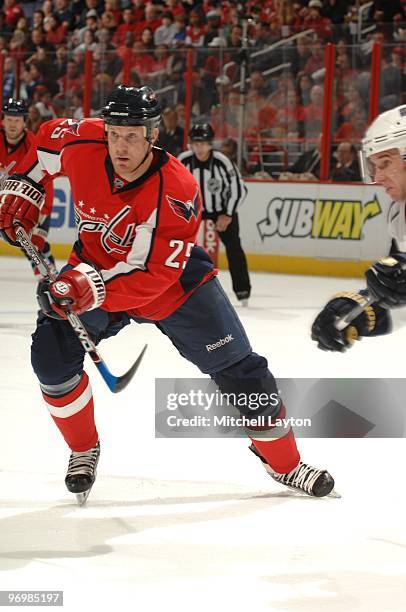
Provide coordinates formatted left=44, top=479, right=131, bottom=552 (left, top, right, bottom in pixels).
left=206, top=334, right=234, bottom=352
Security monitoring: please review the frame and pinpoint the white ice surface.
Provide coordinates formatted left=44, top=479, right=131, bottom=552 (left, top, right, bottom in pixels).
left=1, top=257, right=406, bottom=612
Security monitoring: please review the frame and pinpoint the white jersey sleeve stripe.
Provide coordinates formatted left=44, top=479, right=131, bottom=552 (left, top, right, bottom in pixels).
left=101, top=209, right=157, bottom=282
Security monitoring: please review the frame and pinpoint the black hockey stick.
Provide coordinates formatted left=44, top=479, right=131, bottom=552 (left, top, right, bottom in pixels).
left=334, top=293, right=376, bottom=331
left=15, top=225, right=147, bottom=393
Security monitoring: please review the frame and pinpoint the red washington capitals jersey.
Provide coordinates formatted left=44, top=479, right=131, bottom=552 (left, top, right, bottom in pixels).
left=0, top=126, right=54, bottom=215
left=18, top=118, right=215, bottom=319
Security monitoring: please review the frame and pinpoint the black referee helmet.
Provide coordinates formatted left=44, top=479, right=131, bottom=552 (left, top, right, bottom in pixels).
left=189, top=123, right=215, bottom=142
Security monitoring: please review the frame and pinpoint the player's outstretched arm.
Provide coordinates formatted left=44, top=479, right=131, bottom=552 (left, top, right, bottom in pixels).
left=311, top=291, right=392, bottom=352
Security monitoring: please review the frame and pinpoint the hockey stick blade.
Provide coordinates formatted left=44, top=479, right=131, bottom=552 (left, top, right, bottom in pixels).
left=98, top=344, right=148, bottom=393
left=15, top=225, right=146, bottom=393
left=334, top=293, right=376, bottom=331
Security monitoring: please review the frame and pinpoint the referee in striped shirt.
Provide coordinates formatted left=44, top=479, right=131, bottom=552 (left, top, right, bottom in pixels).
left=178, top=123, right=251, bottom=305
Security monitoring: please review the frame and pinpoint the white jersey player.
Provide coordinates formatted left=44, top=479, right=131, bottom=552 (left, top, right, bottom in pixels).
left=312, top=105, right=406, bottom=351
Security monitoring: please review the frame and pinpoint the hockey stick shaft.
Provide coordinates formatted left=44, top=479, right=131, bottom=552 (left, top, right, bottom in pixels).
left=334, top=293, right=376, bottom=331
left=15, top=225, right=146, bottom=393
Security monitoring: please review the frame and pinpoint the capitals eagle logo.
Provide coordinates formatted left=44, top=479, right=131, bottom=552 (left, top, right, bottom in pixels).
left=166, top=189, right=200, bottom=222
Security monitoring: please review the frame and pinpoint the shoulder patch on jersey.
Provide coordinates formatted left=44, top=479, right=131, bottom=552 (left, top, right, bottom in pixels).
left=166, top=188, right=200, bottom=222
left=50, top=119, right=84, bottom=139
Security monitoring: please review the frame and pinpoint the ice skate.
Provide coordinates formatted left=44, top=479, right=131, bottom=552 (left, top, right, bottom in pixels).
left=236, top=291, right=250, bottom=307
left=249, top=443, right=339, bottom=498
left=65, top=441, right=100, bottom=506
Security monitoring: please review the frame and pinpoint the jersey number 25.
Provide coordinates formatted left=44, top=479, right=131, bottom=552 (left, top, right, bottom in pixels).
left=165, top=240, right=194, bottom=269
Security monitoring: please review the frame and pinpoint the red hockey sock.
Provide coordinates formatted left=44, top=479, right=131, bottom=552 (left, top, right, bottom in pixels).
left=42, top=372, right=98, bottom=452
left=248, top=404, right=300, bottom=474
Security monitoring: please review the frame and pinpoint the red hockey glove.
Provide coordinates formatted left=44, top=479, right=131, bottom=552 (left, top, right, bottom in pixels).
left=31, top=217, right=48, bottom=252
left=37, top=263, right=106, bottom=320
left=0, top=174, right=45, bottom=246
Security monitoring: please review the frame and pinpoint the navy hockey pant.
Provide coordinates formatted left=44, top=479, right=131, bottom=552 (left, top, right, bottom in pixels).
left=31, top=277, right=279, bottom=417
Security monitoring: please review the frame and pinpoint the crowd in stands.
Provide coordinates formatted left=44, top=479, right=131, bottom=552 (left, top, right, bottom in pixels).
left=1, top=0, right=405, bottom=178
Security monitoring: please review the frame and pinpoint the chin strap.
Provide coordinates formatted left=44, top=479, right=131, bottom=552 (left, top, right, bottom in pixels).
left=130, top=140, right=154, bottom=174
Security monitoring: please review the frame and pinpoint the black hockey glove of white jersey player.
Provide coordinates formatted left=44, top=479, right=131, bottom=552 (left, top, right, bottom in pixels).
left=365, top=254, right=406, bottom=308
left=311, top=292, right=378, bottom=352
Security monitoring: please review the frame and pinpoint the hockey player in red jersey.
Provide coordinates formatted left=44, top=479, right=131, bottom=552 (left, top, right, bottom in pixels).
left=0, top=98, right=56, bottom=278
left=0, top=85, right=335, bottom=503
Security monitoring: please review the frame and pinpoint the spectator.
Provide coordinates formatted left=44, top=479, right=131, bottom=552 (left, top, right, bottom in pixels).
left=34, top=87, right=58, bottom=120
left=275, top=90, right=305, bottom=138
left=267, top=72, right=296, bottom=109
left=296, top=72, right=314, bottom=107
left=253, top=22, right=274, bottom=49
left=172, top=14, right=187, bottom=46
left=334, top=109, right=367, bottom=142
left=8, top=30, right=28, bottom=62
left=54, top=44, right=68, bottom=78
left=27, top=27, right=55, bottom=56
left=340, top=85, right=366, bottom=121
left=303, top=0, right=333, bottom=41
left=393, top=12, right=406, bottom=42
left=249, top=71, right=273, bottom=99
left=32, top=10, right=45, bottom=29
left=26, top=104, right=43, bottom=133
left=330, top=142, right=361, bottom=181
left=175, top=102, right=186, bottom=128
left=132, top=0, right=145, bottom=22
left=2, top=58, right=16, bottom=101
left=41, top=0, right=53, bottom=20
left=134, top=4, right=161, bottom=38
left=228, top=24, right=242, bottom=49
left=77, top=0, right=102, bottom=28
left=304, top=84, right=324, bottom=138
left=54, top=0, right=73, bottom=27
left=113, top=8, right=135, bottom=47
left=3, top=0, right=24, bottom=32
left=104, top=0, right=122, bottom=27
left=290, top=35, right=312, bottom=77
left=368, top=0, right=404, bottom=24
left=93, top=29, right=122, bottom=80
left=279, top=134, right=323, bottom=181
left=123, top=40, right=154, bottom=80
left=24, top=61, right=45, bottom=101
left=159, top=106, right=184, bottom=156
left=149, top=44, right=171, bottom=88
left=185, top=10, right=205, bottom=47
left=203, top=11, right=222, bottom=46
left=58, top=59, right=83, bottom=101
left=44, top=14, right=68, bottom=46
left=74, top=28, right=98, bottom=54
left=165, top=0, right=185, bottom=19
left=140, top=27, right=155, bottom=50
left=154, top=11, right=177, bottom=46
left=303, top=38, right=325, bottom=77
left=15, top=15, right=30, bottom=37
left=323, top=0, right=351, bottom=27
left=380, top=49, right=403, bottom=111
left=74, top=9, right=99, bottom=46
left=99, top=10, right=118, bottom=35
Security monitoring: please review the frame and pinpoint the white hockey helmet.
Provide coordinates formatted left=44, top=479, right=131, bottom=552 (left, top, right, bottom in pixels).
left=360, top=105, right=406, bottom=183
